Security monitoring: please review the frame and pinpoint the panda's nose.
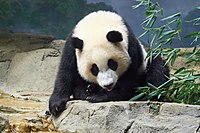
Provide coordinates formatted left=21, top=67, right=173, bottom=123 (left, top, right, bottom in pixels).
left=104, top=83, right=113, bottom=88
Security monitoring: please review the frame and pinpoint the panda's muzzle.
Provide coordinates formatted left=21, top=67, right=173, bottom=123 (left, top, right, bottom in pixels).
left=104, top=83, right=113, bottom=88
left=97, top=69, right=118, bottom=91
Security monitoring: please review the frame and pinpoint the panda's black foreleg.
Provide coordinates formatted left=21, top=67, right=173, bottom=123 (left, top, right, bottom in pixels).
left=49, top=72, right=74, bottom=117
left=146, top=55, right=170, bottom=87
left=49, top=37, right=77, bottom=117
left=49, top=71, right=73, bottom=117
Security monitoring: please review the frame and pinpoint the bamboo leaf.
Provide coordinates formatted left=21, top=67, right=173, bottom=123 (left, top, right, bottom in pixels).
left=161, top=12, right=181, bottom=21
left=147, top=82, right=157, bottom=90
left=184, top=32, right=200, bottom=38
left=132, top=1, right=144, bottom=9
left=138, top=30, right=149, bottom=38
left=179, top=76, right=198, bottom=82
left=174, top=67, right=186, bottom=74
left=129, top=93, right=145, bottom=101
left=158, top=30, right=175, bottom=40
left=157, top=79, right=174, bottom=89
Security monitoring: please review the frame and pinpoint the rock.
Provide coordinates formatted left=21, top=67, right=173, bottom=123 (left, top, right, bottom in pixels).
left=0, top=114, right=9, bottom=132
left=0, top=32, right=55, bottom=52
left=0, top=32, right=65, bottom=101
left=0, top=32, right=56, bottom=85
left=0, top=61, right=10, bottom=83
left=160, top=103, right=200, bottom=117
left=50, top=40, right=65, bottom=52
left=0, top=91, right=61, bottom=132
left=1, top=48, right=61, bottom=101
left=52, top=101, right=200, bottom=133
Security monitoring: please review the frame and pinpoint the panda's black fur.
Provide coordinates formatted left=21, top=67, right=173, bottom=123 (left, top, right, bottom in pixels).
left=49, top=11, right=170, bottom=117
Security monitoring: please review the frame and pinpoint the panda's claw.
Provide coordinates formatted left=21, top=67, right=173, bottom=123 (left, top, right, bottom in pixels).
left=86, top=96, right=98, bottom=103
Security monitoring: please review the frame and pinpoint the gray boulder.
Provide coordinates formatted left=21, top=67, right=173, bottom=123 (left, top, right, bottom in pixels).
left=52, top=101, right=200, bottom=133
left=0, top=114, right=9, bottom=132
left=0, top=31, right=65, bottom=101
left=5, top=48, right=60, bottom=101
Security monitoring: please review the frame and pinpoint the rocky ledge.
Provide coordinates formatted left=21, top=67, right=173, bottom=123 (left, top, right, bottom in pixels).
left=53, top=101, right=200, bottom=133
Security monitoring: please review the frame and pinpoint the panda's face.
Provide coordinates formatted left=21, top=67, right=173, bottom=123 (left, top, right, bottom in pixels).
left=91, top=59, right=118, bottom=91
left=72, top=31, right=131, bottom=91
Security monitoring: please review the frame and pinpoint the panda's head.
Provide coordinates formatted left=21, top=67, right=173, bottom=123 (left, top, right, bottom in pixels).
left=71, top=11, right=131, bottom=91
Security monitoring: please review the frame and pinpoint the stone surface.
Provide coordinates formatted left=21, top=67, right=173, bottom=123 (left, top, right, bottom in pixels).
left=53, top=101, right=200, bottom=133
left=0, top=61, right=10, bottom=83
left=0, top=114, right=9, bottom=132
left=0, top=32, right=55, bottom=84
left=0, top=91, right=61, bottom=132
left=0, top=31, right=65, bottom=101
left=0, top=31, right=55, bottom=52
left=4, top=48, right=60, bottom=101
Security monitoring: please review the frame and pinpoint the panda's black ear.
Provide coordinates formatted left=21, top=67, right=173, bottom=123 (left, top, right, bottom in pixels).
left=106, top=31, right=123, bottom=43
left=71, top=37, right=83, bottom=50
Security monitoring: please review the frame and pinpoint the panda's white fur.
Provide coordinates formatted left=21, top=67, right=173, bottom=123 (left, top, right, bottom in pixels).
left=72, top=11, right=147, bottom=90
left=138, top=40, right=147, bottom=73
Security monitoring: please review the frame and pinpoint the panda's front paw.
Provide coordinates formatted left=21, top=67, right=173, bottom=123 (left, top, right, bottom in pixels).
left=86, top=84, right=100, bottom=95
left=49, top=99, right=67, bottom=117
left=86, top=95, right=107, bottom=103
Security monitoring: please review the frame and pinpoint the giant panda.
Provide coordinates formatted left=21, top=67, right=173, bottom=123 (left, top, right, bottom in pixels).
left=49, top=10, right=169, bottom=117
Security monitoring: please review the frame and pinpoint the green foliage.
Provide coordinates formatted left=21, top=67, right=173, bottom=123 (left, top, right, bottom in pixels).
left=131, top=0, right=200, bottom=105
left=171, top=67, right=200, bottom=104
left=0, top=0, right=20, bottom=26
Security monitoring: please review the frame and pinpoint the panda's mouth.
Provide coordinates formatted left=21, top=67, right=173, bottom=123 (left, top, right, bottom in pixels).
left=103, top=83, right=114, bottom=91
left=105, top=86, right=113, bottom=91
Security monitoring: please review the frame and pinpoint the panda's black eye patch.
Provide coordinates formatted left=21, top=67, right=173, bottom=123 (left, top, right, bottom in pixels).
left=108, top=59, right=118, bottom=71
left=91, top=64, right=99, bottom=76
